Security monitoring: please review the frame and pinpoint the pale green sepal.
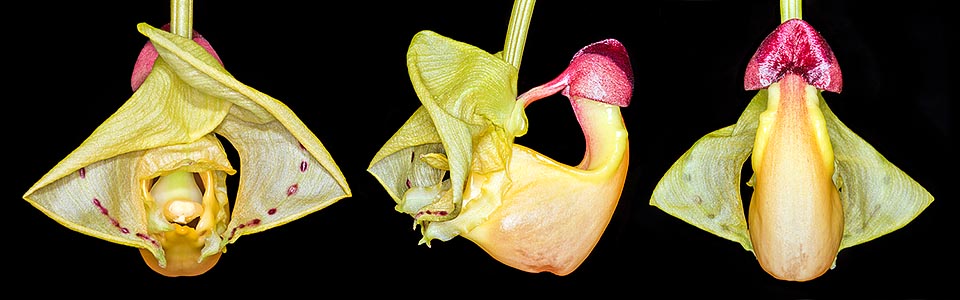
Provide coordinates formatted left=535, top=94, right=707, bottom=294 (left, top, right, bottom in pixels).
left=819, top=96, right=935, bottom=250
left=139, top=22, right=351, bottom=244
left=368, top=107, right=446, bottom=204
left=405, top=30, right=519, bottom=223
left=650, top=90, right=769, bottom=251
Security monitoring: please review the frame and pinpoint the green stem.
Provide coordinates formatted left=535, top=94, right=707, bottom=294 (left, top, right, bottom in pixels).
left=502, top=0, right=535, bottom=70
left=780, top=0, right=802, bottom=22
left=171, top=0, right=194, bottom=39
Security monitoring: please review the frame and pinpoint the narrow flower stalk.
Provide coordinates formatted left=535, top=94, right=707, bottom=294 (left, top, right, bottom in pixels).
left=780, top=0, right=801, bottom=22
left=170, top=0, right=193, bottom=39
left=503, top=0, right=535, bottom=69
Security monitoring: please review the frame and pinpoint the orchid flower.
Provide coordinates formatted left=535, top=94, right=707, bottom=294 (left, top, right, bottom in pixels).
left=368, top=0, right=633, bottom=275
left=650, top=1, right=933, bottom=282
left=22, top=2, right=350, bottom=277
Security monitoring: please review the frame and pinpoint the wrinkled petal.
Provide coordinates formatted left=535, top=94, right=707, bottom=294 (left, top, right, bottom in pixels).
left=820, top=97, right=934, bottom=249
left=138, top=23, right=352, bottom=243
left=368, top=30, right=522, bottom=244
left=217, top=112, right=350, bottom=242
left=24, top=22, right=351, bottom=276
left=22, top=33, right=233, bottom=259
left=649, top=90, right=765, bottom=251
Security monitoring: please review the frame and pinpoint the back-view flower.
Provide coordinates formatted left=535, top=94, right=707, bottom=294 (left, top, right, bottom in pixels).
left=650, top=0, right=933, bottom=281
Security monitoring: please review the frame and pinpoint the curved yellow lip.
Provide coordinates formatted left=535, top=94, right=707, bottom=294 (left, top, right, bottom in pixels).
left=139, top=225, right=222, bottom=277
left=462, top=98, right=629, bottom=275
left=748, top=73, right=843, bottom=282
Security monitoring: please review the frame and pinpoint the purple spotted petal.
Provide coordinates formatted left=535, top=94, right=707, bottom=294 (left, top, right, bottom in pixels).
left=131, top=24, right=224, bottom=91
left=744, top=19, right=842, bottom=93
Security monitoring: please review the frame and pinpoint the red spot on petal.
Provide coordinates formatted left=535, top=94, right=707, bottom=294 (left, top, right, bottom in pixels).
left=121, top=228, right=130, bottom=234
left=436, top=211, right=448, bottom=216
left=92, top=198, right=108, bottom=215
left=406, top=179, right=411, bottom=189
left=238, top=224, right=246, bottom=229
left=78, top=168, right=86, bottom=179
left=299, top=142, right=306, bottom=151
left=250, top=219, right=261, bottom=225
left=287, top=184, right=299, bottom=197
left=137, top=233, right=160, bottom=247
left=300, top=161, right=308, bottom=173
left=268, top=208, right=277, bottom=215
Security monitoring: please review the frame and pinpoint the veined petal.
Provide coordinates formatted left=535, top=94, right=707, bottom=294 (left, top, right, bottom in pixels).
left=216, top=110, right=350, bottom=243
left=23, top=151, right=157, bottom=259
left=137, top=23, right=352, bottom=243
left=369, top=30, right=520, bottom=244
left=820, top=96, right=934, bottom=250
left=407, top=30, right=519, bottom=226
left=22, top=42, right=233, bottom=257
left=368, top=107, right=446, bottom=207
left=649, top=90, right=766, bottom=251
left=24, top=59, right=232, bottom=202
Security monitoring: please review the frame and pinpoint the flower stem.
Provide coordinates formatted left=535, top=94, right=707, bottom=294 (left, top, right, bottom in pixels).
left=171, top=0, right=194, bottom=39
left=502, top=0, right=535, bottom=70
left=780, top=0, right=802, bottom=23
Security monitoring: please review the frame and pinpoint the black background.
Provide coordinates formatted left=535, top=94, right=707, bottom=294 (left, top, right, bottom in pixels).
left=9, top=1, right=952, bottom=298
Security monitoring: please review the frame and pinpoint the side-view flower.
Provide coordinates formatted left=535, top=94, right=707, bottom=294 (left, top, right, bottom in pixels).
left=368, top=0, right=634, bottom=275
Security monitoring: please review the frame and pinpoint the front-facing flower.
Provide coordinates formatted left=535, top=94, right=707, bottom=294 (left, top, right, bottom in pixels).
left=22, top=23, right=351, bottom=276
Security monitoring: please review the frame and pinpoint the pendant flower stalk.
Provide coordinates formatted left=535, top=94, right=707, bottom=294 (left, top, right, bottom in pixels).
left=23, top=2, right=350, bottom=277
left=650, top=0, right=932, bottom=282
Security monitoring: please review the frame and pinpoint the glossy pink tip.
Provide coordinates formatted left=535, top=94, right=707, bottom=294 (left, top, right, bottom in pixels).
left=562, top=39, right=634, bottom=107
left=131, top=24, right=224, bottom=91
left=744, top=19, right=842, bottom=93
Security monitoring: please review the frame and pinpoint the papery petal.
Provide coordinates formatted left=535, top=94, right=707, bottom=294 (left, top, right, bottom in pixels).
left=369, top=30, right=520, bottom=243
left=368, top=107, right=446, bottom=205
left=217, top=111, right=350, bottom=242
left=135, top=23, right=351, bottom=243
left=24, top=151, right=158, bottom=257
left=819, top=97, right=934, bottom=249
left=23, top=47, right=233, bottom=259
left=132, top=23, right=224, bottom=91
left=649, top=91, right=766, bottom=251
left=407, top=30, right=519, bottom=223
